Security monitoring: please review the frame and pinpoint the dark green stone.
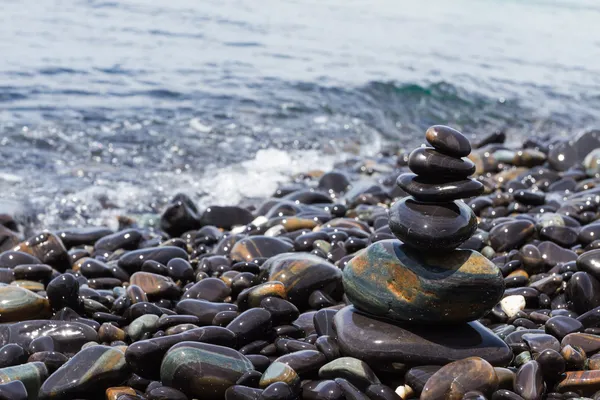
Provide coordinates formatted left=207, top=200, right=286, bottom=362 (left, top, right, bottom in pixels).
left=160, top=341, right=253, bottom=400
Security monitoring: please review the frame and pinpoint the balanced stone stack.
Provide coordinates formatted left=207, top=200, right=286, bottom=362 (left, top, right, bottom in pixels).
left=339, top=126, right=511, bottom=382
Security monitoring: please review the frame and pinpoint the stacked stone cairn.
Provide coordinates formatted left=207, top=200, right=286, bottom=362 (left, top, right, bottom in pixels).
left=341, top=126, right=510, bottom=398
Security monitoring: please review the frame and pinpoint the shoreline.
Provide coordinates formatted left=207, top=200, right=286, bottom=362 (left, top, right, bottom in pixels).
left=2, top=127, right=600, bottom=398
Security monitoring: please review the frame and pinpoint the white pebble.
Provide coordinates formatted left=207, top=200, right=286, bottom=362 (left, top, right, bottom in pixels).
left=251, top=216, right=268, bottom=227
left=500, top=295, right=526, bottom=318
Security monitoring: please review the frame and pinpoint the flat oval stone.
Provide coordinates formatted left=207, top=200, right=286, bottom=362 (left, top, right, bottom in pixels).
left=421, top=357, right=498, bottom=400
left=545, top=316, right=584, bottom=340
left=334, top=306, right=512, bottom=367
left=489, top=221, right=535, bottom=253
left=0, top=251, right=41, bottom=269
left=343, top=241, right=504, bottom=323
left=275, top=350, right=327, bottom=376
left=160, top=341, right=254, bottom=400
left=425, top=125, right=471, bottom=157
left=56, top=227, right=113, bottom=248
left=562, top=333, right=600, bottom=354
left=130, top=272, right=179, bottom=299
left=39, top=345, right=128, bottom=399
left=408, top=147, right=476, bottom=179
left=0, top=361, right=48, bottom=399
left=184, top=278, right=231, bottom=302
left=396, top=173, right=484, bottom=202
left=118, top=246, right=188, bottom=273
left=231, top=236, right=294, bottom=263
left=175, top=299, right=238, bottom=325
left=0, top=286, right=51, bottom=322
left=259, top=253, right=342, bottom=309
left=0, top=320, right=98, bottom=356
left=389, top=198, right=477, bottom=252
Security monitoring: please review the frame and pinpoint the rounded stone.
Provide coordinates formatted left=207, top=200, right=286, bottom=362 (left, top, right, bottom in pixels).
left=160, top=341, right=254, bottom=400
left=389, top=198, right=477, bottom=252
left=343, top=240, right=504, bottom=323
left=259, top=253, right=342, bottom=309
left=0, top=286, right=51, bottom=322
left=425, top=125, right=472, bottom=157
left=421, top=357, right=498, bottom=400
left=396, top=173, right=484, bottom=202
left=38, top=346, right=128, bottom=399
left=408, top=147, right=476, bottom=179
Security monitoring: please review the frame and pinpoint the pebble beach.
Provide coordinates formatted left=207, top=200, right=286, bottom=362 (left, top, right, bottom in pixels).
left=3, top=125, right=600, bottom=399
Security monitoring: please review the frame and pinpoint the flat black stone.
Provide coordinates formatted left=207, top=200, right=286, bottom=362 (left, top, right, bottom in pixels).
left=396, top=173, right=484, bottom=202
left=408, top=147, right=476, bottom=179
left=333, top=306, right=512, bottom=368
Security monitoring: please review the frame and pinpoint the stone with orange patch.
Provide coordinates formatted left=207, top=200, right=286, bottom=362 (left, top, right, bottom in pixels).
left=343, top=240, right=504, bottom=324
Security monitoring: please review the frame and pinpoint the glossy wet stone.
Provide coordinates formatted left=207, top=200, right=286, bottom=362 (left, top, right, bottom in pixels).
left=259, top=253, right=342, bottom=309
left=0, top=251, right=41, bottom=269
left=175, top=299, right=238, bottom=325
left=408, top=147, right=476, bottom=179
left=147, top=386, right=189, bottom=400
left=39, top=345, right=127, bottom=399
left=199, top=205, right=254, bottom=230
left=118, top=246, right=188, bottom=273
left=184, top=278, right=230, bottom=302
left=556, top=370, right=600, bottom=396
left=160, top=341, right=253, bottom=400
left=489, top=221, right=535, bottom=252
left=0, top=320, right=98, bottom=356
left=334, top=306, right=512, bottom=367
left=226, top=308, right=272, bottom=347
left=130, top=271, right=179, bottom=299
left=14, top=233, right=70, bottom=271
left=0, top=286, right=51, bottom=322
left=533, top=349, right=565, bottom=379
left=0, top=362, right=47, bottom=400
left=46, top=273, right=81, bottom=311
left=28, top=351, right=68, bottom=373
left=0, top=344, right=27, bottom=368
left=577, top=249, right=600, bottom=280
left=425, top=125, right=472, bottom=157
left=421, top=357, right=498, bottom=400
left=567, top=272, right=600, bottom=314
left=275, top=350, right=327, bottom=376
left=125, top=327, right=233, bottom=379
left=396, top=173, right=483, bottom=202
left=389, top=198, right=477, bottom=251
left=303, top=380, right=344, bottom=400
left=259, top=361, right=300, bottom=389
left=343, top=241, right=504, bottom=323
left=513, top=360, right=543, bottom=400
left=561, top=333, right=600, bottom=354
left=231, top=236, right=294, bottom=263
left=260, top=297, right=299, bottom=326
left=0, top=381, right=27, bottom=400
left=546, top=316, right=584, bottom=339
left=318, top=357, right=379, bottom=390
